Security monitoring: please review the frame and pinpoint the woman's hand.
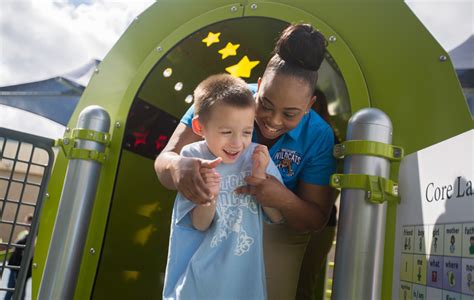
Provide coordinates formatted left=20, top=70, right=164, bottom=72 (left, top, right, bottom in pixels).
left=252, top=145, right=270, bottom=179
left=235, top=174, right=289, bottom=209
left=236, top=175, right=336, bottom=231
left=154, top=123, right=222, bottom=205
left=171, top=156, right=222, bottom=205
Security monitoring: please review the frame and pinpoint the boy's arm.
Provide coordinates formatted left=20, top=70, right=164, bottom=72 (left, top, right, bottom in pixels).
left=252, top=145, right=284, bottom=224
left=190, top=167, right=221, bottom=231
left=190, top=202, right=217, bottom=231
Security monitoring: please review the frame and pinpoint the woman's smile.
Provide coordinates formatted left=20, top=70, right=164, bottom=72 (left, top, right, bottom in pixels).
left=261, top=121, right=283, bottom=137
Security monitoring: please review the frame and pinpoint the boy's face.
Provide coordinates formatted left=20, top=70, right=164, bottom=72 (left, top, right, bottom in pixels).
left=199, top=104, right=255, bottom=164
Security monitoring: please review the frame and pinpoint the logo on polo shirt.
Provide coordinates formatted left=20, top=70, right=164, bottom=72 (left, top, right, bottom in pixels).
left=274, top=148, right=302, bottom=177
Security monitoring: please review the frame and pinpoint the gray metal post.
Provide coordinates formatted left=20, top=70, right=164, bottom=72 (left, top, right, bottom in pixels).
left=332, top=108, right=393, bottom=300
left=38, top=106, right=110, bottom=300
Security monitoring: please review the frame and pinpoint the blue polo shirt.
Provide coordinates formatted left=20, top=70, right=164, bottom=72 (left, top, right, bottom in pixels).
left=181, top=85, right=336, bottom=192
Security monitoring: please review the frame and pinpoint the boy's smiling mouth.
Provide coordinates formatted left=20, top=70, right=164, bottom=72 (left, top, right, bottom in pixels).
left=223, top=148, right=240, bottom=159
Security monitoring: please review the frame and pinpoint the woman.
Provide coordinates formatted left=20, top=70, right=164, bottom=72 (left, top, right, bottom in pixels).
left=155, top=23, right=336, bottom=299
left=296, top=89, right=339, bottom=300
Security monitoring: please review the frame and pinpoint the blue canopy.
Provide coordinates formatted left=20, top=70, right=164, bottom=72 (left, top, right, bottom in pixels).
left=0, top=60, right=99, bottom=125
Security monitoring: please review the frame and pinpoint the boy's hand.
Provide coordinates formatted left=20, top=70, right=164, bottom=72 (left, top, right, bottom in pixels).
left=199, top=167, right=221, bottom=204
left=252, top=145, right=270, bottom=179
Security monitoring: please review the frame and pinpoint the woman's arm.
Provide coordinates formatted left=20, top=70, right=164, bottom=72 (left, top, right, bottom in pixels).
left=292, top=181, right=335, bottom=230
left=252, top=145, right=284, bottom=224
left=262, top=198, right=285, bottom=224
left=154, top=123, right=221, bottom=205
left=236, top=176, right=336, bottom=232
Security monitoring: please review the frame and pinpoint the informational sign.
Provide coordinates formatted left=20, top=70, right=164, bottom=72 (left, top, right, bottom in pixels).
left=393, top=130, right=473, bottom=300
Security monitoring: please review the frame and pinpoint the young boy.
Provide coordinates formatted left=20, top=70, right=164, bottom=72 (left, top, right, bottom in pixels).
left=163, top=74, right=283, bottom=299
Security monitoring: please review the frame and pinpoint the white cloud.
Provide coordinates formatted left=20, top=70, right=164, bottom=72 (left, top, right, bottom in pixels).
left=405, top=0, right=473, bottom=51
left=0, top=0, right=471, bottom=87
left=0, top=0, right=154, bottom=86
left=1, top=0, right=472, bottom=137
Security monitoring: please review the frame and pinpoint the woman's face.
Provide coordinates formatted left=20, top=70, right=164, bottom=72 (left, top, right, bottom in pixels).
left=255, top=73, right=315, bottom=140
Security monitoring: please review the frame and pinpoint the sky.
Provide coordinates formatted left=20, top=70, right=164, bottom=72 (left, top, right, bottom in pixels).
left=0, top=0, right=472, bottom=87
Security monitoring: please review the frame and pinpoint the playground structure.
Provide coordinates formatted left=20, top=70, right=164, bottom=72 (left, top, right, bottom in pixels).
left=0, top=1, right=472, bottom=299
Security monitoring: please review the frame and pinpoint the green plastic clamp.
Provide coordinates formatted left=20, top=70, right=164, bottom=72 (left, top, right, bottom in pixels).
left=55, top=129, right=110, bottom=164
left=333, top=140, right=404, bottom=161
left=330, top=173, right=400, bottom=204
left=71, top=128, right=110, bottom=145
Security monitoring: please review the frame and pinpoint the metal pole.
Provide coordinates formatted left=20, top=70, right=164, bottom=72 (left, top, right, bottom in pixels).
left=38, top=106, right=110, bottom=299
left=332, top=108, right=393, bottom=300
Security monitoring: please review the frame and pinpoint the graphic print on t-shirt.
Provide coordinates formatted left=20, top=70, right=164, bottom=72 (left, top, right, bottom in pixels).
left=274, top=148, right=302, bottom=177
left=211, top=170, right=258, bottom=256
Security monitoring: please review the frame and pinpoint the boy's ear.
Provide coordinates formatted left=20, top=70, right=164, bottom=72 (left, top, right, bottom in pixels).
left=191, top=116, right=203, bottom=136
left=257, top=77, right=262, bottom=91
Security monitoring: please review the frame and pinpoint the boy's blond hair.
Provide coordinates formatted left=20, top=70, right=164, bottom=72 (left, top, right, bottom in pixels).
left=193, top=74, right=254, bottom=122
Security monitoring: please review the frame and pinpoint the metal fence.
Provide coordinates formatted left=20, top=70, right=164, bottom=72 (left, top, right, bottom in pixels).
left=0, top=128, right=54, bottom=300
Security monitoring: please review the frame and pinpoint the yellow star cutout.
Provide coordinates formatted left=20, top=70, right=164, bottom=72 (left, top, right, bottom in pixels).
left=225, top=56, right=260, bottom=78
left=202, top=32, right=221, bottom=47
left=218, top=42, right=240, bottom=59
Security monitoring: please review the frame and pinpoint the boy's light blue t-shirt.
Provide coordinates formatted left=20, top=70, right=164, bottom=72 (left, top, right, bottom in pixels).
left=181, top=85, right=336, bottom=191
left=163, top=141, right=282, bottom=300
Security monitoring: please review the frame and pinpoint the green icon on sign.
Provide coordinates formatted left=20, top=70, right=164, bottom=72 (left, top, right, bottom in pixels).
left=447, top=271, right=455, bottom=287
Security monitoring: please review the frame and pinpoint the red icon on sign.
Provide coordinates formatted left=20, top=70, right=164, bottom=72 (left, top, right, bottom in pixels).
left=432, top=271, right=437, bottom=282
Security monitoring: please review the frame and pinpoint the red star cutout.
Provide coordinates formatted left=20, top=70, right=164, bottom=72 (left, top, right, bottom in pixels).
left=133, top=130, right=149, bottom=147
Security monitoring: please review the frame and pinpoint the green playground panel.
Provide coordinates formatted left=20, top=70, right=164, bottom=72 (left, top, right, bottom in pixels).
left=32, top=1, right=473, bottom=299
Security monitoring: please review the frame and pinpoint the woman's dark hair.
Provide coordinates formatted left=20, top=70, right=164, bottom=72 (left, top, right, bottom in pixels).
left=263, top=23, right=327, bottom=88
left=312, top=89, right=330, bottom=124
